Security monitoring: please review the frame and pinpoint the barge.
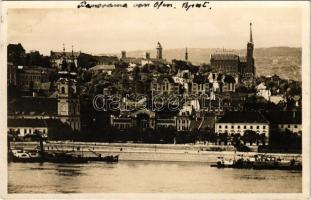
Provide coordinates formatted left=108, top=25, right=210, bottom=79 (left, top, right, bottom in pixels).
left=211, top=154, right=302, bottom=170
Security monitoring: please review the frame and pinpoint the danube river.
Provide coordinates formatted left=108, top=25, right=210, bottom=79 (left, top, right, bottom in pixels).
left=8, top=161, right=302, bottom=193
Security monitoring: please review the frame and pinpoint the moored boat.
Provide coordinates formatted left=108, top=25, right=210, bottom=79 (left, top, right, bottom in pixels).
left=211, top=154, right=302, bottom=171
left=8, top=141, right=119, bottom=164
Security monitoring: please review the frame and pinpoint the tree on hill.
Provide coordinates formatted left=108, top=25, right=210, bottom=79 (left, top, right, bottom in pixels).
left=77, top=53, right=97, bottom=69
left=25, top=51, right=51, bottom=67
left=7, top=43, right=26, bottom=65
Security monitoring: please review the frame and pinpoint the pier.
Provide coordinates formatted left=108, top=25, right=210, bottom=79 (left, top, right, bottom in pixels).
left=10, top=141, right=302, bottom=163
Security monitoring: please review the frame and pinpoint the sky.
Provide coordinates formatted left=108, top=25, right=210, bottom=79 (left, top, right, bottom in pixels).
left=7, top=3, right=303, bottom=55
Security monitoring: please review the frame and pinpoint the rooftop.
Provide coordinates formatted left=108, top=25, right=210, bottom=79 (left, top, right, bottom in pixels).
left=50, top=51, right=80, bottom=58
left=211, top=53, right=239, bottom=61
left=89, top=64, right=115, bottom=71
left=262, top=111, right=302, bottom=124
left=8, top=97, right=57, bottom=116
left=8, top=118, right=47, bottom=128
left=217, top=111, right=269, bottom=124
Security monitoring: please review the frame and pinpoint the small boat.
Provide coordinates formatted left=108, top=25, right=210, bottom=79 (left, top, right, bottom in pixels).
left=9, top=149, right=43, bottom=163
left=211, top=157, right=235, bottom=168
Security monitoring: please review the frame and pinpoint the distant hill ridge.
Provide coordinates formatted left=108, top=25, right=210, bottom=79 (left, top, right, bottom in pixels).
left=98, top=47, right=302, bottom=81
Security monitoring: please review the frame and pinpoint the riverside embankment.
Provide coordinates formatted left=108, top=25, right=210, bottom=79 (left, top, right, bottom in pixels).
left=10, top=141, right=302, bottom=163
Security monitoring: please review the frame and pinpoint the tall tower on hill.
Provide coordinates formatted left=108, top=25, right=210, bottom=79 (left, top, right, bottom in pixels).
left=185, top=48, right=188, bottom=61
left=156, top=42, right=163, bottom=60
left=246, top=22, right=255, bottom=77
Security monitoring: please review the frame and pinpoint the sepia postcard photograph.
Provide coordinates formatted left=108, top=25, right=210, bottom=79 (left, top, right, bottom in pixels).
left=0, top=1, right=310, bottom=199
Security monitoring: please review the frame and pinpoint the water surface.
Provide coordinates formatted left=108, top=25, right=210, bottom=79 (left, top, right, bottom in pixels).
left=8, top=161, right=302, bottom=193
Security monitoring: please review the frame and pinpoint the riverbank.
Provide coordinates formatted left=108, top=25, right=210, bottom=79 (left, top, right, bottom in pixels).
left=10, top=141, right=302, bottom=163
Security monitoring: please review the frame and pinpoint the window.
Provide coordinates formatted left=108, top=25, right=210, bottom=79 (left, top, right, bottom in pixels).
left=237, top=126, right=240, bottom=129
left=281, top=125, right=284, bottom=128
left=244, top=126, right=247, bottom=129
left=294, top=125, right=298, bottom=128
left=61, top=87, right=65, bottom=94
left=263, top=126, right=266, bottom=129
left=257, top=126, right=259, bottom=129
left=250, top=126, right=253, bottom=129
left=219, top=125, right=222, bottom=129
left=288, top=125, right=290, bottom=128
left=231, top=125, right=234, bottom=129
left=225, top=125, right=228, bottom=129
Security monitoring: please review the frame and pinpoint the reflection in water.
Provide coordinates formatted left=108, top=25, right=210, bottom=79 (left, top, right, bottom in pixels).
left=8, top=161, right=302, bottom=193
left=57, top=168, right=84, bottom=177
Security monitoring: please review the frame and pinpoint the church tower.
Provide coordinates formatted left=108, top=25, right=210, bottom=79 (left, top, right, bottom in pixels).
left=69, top=45, right=77, bottom=73
left=246, top=22, right=255, bottom=77
left=156, top=42, right=163, bottom=60
left=185, top=48, right=188, bottom=61
left=57, top=44, right=81, bottom=131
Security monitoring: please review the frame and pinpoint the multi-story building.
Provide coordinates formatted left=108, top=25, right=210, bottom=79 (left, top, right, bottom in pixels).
left=210, top=53, right=240, bottom=76
left=215, top=111, right=270, bottom=140
left=207, top=73, right=236, bottom=93
left=210, top=23, right=255, bottom=78
left=191, top=75, right=210, bottom=95
left=7, top=118, right=74, bottom=139
left=15, top=66, right=50, bottom=91
left=201, top=98, right=224, bottom=114
left=111, top=112, right=177, bottom=130
left=256, top=82, right=271, bottom=101
left=110, top=116, right=133, bottom=130
left=156, top=118, right=177, bottom=129
left=8, top=50, right=81, bottom=135
left=8, top=118, right=48, bottom=138
left=111, top=109, right=156, bottom=130
left=176, top=103, right=195, bottom=132
left=151, top=75, right=180, bottom=95
left=7, top=62, right=17, bottom=86
left=262, top=111, right=302, bottom=135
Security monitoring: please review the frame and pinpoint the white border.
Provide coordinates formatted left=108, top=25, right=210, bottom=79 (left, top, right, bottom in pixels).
left=0, top=1, right=310, bottom=199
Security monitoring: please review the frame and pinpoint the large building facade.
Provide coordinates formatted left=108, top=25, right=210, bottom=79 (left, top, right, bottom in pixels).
left=210, top=23, right=255, bottom=78
left=215, top=111, right=269, bottom=144
left=50, top=44, right=79, bottom=70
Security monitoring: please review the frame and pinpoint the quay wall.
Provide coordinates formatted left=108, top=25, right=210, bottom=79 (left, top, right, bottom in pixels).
left=10, top=141, right=302, bottom=163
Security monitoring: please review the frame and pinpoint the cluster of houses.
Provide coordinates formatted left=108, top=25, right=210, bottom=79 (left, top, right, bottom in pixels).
left=7, top=23, right=302, bottom=145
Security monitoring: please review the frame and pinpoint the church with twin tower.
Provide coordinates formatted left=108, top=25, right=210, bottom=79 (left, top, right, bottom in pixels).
left=57, top=45, right=81, bottom=131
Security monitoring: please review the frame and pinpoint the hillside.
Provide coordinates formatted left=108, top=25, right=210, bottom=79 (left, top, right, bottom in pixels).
left=102, top=47, right=302, bottom=81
